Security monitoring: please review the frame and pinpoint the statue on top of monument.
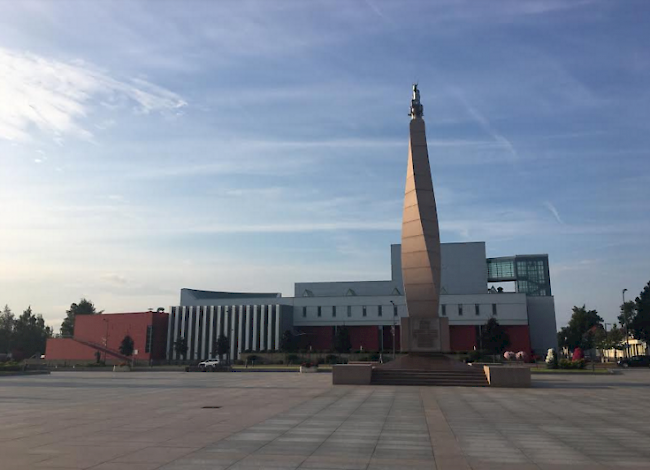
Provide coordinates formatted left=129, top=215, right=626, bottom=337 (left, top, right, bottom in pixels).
left=410, top=83, right=423, bottom=119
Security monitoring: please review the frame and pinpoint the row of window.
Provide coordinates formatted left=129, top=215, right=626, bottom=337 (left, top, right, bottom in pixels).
left=300, top=304, right=499, bottom=318
left=302, top=305, right=399, bottom=318
left=441, top=304, right=498, bottom=316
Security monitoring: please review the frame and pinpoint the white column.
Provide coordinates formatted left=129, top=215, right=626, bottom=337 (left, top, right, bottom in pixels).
left=230, top=306, right=237, bottom=360
left=260, top=305, right=266, bottom=350
left=208, top=306, right=215, bottom=358
left=252, top=305, right=259, bottom=351
left=275, top=304, right=281, bottom=351
left=194, top=306, right=201, bottom=360
left=216, top=306, right=223, bottom=340
left=179, top=306, right=187, bottom=360
left=237, top=305, right=244, bottom=358
left=166, top=306, right=174, bottom=360
left=188, top=306, right=195, bottom=360
left=267, top=306, right=273, bottom=351
left=245, top=306, right=251, bottom=351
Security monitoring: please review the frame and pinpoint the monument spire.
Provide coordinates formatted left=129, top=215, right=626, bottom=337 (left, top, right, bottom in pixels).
left=400, top=84, right=449, bottom=352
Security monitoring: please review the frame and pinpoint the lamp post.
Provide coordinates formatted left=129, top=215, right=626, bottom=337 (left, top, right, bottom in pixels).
left=623, top=289, right=629, bottom=358
left=390, top=301, right=397, bottom=360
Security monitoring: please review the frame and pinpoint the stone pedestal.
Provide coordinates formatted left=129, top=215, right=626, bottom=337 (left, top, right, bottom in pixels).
left=401, top=316, right=450, bottom=353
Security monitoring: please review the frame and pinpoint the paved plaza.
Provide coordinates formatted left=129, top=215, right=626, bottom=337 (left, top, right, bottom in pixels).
left=1, top=371, right=650, bottom=470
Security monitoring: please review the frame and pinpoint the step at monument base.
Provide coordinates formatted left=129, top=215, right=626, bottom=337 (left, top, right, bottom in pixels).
left=371, top=369, right=489, bottom=387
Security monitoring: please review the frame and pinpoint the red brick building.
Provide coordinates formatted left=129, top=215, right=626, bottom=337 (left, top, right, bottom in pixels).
left=45, top=311, right=169, bottom=364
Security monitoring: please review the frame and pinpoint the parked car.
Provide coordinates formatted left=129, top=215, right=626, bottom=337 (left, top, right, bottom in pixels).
left=617, top=355, right=650, bottom=368
left=198, top=359, right=221, bottom=371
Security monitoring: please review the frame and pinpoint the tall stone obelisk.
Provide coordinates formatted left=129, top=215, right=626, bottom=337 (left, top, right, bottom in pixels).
left=401, top=84, right=449, bottom=352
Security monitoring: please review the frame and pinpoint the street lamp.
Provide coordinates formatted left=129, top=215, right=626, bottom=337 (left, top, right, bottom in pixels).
left=622, top=289, right=629, bottom=358
left=390, top=301, right=398, bottom=360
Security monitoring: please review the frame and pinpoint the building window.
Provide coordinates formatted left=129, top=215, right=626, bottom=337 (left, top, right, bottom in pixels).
left=378, top=305, right=383, bottom=317
left=458, top=304, right=463, bottom=316
left=332, top=306, right=337, bottom=317
left=347, top=306, right=352, bottom=317
left=475, top=304, right=480, bottom=316
left=317, top=306, right=321, bottom=317
left=492, top=304, right=497, bottom=316
left=441, top=305, right=446, bottom=316
left=362, top=306, right=367, bottom=317
left=302, top=307, right=306, bottom=318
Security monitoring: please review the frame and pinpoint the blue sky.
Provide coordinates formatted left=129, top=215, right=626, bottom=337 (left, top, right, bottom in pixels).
left=0, top=0, right=649, bottom=330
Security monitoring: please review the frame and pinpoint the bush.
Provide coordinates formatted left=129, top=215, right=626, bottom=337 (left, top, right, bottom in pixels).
left=325, top=354, right=339, bottom=364
left=559, top=359, right=586, bottom=369
left=286, top=354, right=300, bottom=364
left=0, top=362, right=22, bottom=371
left=234, top=359, right=244, bottom=365
left=247, top=355, right=260, bottom=363
left=276, top=360, right=284, bottom=365
left=467, top=350, right=482, bottom=363
left=316, top=358, right=325, bottom=365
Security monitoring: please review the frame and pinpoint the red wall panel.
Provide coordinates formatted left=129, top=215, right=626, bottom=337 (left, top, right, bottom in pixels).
left=297, top=326, right=333, bottom=351
left=503, top=325, right=531, bottom=354
left=450, top=325, right=477, bottom=351
left=45, top=338, right=106, bottom=361
left=348, top=326, right=380, bottom=351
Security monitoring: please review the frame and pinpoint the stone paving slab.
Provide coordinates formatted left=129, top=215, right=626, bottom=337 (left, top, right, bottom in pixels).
left=2, top=370, right=650, bottom=469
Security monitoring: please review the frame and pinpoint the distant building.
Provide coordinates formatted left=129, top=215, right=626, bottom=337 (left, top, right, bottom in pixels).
left=45, top=311, right=168, bottom=364
left=168, top=242, right=557, bottom=360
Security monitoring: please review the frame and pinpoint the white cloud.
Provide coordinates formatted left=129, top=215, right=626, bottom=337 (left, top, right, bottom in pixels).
left=0, top=47, right=186, bottom=143
left=543, top=201, right=564, bottom=224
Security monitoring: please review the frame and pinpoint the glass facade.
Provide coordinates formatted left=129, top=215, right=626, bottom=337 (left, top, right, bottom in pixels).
left=487, top=258, right=514, bottom=280
left=487, top=255, right=551, bottom=296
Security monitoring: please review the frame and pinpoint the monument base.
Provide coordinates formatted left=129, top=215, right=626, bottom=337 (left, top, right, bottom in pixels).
left=400, top=316, right=450, bottom=353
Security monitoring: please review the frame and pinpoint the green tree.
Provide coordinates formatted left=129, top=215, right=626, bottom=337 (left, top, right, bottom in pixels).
left=12, top=307, right=52, bottom=359
left=119, top=335, right=134, bottom=357
left=630, top=281, right=650, bottom=345
left=214, top=334, right=230, bottom=362
left=280, top=330, right=297, bottom=353
left=618, top=301, right=636, bottom=333
left=480, top=318, right=510, bottom=356
left=334, top=326, right=351, bottom=353
left=595, top=325, right=625, bottom=357
left=557, top=305, right=603, bottom=350
left=173, top=337, right=188, bottom=359
left=60, top=299, right=102, bottom=337
left=0, top=305, right=15, bottom=354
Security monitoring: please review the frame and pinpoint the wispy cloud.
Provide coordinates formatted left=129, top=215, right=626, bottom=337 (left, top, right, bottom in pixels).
left=0, top=47, right=186, bottom=143
left=451, top=88, right=519, bottom=163
left=543, top=201, right=564, bottom=224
